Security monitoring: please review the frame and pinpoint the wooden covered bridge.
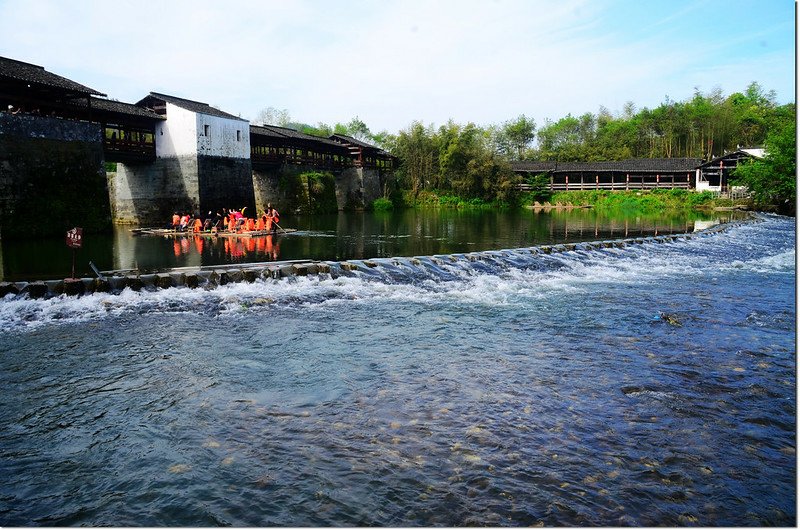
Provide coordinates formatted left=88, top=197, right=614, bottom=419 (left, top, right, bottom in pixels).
left=0, top=55, right=395, bottom=172
left=0, top=56, right=164, bottom=163
left=512, top=158, right=704, bottom=191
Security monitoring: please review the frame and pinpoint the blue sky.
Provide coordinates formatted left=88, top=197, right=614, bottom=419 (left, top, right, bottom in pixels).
left=0, top=0, right=794, bottom=133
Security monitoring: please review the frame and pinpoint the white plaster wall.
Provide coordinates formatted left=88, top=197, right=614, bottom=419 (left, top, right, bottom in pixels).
left=155, top=103, right=199, bottom=158
left=696, top=181, right=720, bottom=192
left=196, top=113, right=250, bottom=159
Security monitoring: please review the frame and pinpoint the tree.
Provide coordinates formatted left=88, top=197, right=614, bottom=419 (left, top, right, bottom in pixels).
left=733, top=115, right=796, bottom=213
left=501, top=114, right=536, bottom=159
left=393, top=121, right=438, bottom=197
left=255, top=106, right=291, bottom=127
left=345, top=117, right=372, bottom=142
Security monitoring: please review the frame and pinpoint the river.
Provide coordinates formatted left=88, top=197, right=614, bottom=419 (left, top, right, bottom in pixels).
left=0, top=210, right=795, bottom=526
left=1, top=207, right=739, bottom=282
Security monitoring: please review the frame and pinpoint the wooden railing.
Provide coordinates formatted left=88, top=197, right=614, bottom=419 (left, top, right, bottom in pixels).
left=518, top=181, right=691, bottom=192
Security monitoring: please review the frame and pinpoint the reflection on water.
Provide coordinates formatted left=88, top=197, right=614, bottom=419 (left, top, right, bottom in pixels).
left=0, top=208, right=745, bottom=281
left=154, top=234, right=280, bottom=264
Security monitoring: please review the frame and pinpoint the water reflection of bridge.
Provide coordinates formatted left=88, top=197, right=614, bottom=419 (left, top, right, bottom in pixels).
left=545, top=214, right=700, bottom=240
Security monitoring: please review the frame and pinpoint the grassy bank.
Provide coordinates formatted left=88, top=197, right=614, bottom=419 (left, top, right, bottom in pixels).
left=399, top=190, right=499, bottom=209
left=521, top=189, right=750, bottom=212
left=389, top=188, right=750, bottom=212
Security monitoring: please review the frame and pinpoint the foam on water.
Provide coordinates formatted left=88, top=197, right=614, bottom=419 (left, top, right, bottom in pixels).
left=0, top=214, right=793, bottom=332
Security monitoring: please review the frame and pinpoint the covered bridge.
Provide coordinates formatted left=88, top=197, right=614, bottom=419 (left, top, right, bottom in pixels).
left=0, top=56, right=163, bottom=163
left=0, top=56, right=105, bottom=118
left=250, top=125, right=352, bottom=170
left=330, top=134, right=395, bottom=171
left=512, top=158, right=703, bottom=191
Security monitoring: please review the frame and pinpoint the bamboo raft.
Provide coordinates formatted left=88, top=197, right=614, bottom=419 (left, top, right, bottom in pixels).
left=132, top=228, right=296, bottom=238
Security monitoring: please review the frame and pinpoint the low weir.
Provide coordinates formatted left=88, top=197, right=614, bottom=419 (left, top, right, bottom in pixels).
left=0, top=219, right=750, bottom=300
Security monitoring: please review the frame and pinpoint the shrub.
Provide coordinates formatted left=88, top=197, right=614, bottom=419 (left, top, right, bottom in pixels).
left=371, top=197, right=394, bottom=211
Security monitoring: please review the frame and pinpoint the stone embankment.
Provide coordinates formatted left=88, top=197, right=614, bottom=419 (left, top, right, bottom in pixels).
left=0, top=220, right=747, bottom=300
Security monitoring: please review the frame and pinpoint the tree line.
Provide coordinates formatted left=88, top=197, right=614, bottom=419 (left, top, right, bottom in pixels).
left=256, top=81, right=795, bottom=208
left=533, top=82, right=793, bottom=162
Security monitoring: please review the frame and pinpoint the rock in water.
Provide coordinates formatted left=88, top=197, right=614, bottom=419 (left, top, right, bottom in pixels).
left=659, top=312, right=682, bottom=327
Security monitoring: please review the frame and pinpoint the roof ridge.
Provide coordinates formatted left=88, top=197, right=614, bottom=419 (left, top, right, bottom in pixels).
left=0, top=56, right=45, bottom=70
left=149, top=91, right=211, bottom=107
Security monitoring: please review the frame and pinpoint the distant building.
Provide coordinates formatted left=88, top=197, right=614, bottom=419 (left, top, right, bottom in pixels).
left=696, top=148, right=765, bottom=193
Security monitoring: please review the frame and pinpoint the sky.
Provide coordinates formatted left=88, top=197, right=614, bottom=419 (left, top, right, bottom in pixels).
left=0, top=0, right=795, bottom=134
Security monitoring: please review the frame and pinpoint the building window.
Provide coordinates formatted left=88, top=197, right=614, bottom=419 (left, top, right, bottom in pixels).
left=204, top=125, right=210, bottom=136
left=237, top=130, right=241, bottom=141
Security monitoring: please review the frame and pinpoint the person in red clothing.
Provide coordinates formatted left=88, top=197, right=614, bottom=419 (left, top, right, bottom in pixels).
left=267, top=203, right=280, bottom=232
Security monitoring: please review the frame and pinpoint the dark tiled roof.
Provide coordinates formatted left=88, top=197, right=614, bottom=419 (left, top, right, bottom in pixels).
left=331, top=134, right=375, bottom=149
left=697, top=150, right=763, bottom=168
left=73, top=97, right=165, bottom=120
left=141, top=92, right=246, bottom=122
left=251, top=125, right=346, bottom=148
left=249, top=124, right=287, bottom=139
left=0, top=56, right=105, bottom=96
left=330, top=134, right=391, bottom=156
left=512, top=158, right=704, bottom=173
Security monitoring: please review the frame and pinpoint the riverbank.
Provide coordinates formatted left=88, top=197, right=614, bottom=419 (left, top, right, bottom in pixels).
left=396, top=189, right=753, bottom=212
left=524, top=189, right=752, bottom=212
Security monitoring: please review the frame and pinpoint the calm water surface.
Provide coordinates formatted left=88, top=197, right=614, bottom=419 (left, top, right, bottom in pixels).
left=1, top=208, right=740, bottom=281
left=0, top=212, right=794, bottom=526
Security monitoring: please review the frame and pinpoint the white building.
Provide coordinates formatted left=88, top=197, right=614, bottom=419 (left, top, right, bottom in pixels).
left=133, top=92, right=255, bottom=216
left=138, top=92, right=250, bottom=160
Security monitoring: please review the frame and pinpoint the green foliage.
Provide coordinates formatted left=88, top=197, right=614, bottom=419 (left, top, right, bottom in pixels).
left=496, top=114, right=536, bottom=158
left=389, top=120, right=520, bottom=205
left=401, top=191, right=498, bottom=209
left=529, top=82, right=791, bottom=162
left=544, top=190, right=720, bottom=211
left=255, top=106, right=291, bottom=127
left=525, top=173, right=552, bottom=203
left=732, top=116, right=796, bottom=213
left=686, top=190, right=717, bottom=206
left=278, top=170, right=338, bottom=214
left=370, top=197, right=394, bottom=211
left=301, top=171, right=337, bottom=214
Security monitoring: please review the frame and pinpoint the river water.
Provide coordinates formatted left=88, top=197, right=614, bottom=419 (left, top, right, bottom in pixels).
left=0, top=212, right=795, bottom=526
left=1, top=208, right=736, bottom=281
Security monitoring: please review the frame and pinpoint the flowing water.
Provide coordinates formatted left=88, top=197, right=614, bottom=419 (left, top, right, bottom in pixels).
left=0, top=212, right=795, bottom=526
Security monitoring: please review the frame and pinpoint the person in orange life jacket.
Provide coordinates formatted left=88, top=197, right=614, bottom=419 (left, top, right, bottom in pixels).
left=267, top=203, right=280, bottom=232
left=171, top=212, right=180, bottom=230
